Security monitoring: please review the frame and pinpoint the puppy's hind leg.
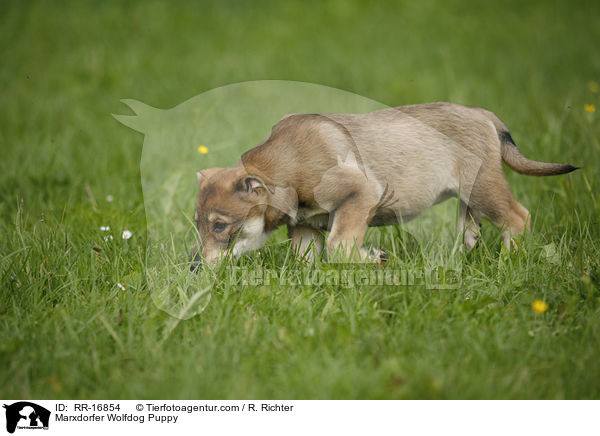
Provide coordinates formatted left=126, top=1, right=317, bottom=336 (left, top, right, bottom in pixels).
left=473, top=188, right=530, bottom=251
left=467, top=163, right=530, bottom=251
left=458, top=202, right=481, bottom=250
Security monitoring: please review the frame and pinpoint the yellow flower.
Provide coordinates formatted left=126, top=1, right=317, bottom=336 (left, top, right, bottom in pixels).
left=197, top=145, right=209, bottom=154
left=584, top=104, right=596, bottom=113
left=589, top=81, right=599, bottom=93
left=532, top=299, right=549, bottom=314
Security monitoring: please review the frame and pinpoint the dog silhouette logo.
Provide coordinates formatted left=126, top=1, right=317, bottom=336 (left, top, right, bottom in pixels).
left=3, top=402, right=50, bottom=433
left=112, top=80, right=390, bottom=318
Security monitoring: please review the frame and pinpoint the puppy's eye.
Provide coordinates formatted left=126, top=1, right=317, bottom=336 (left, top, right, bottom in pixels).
left=212, top=222, right=227, bottom=233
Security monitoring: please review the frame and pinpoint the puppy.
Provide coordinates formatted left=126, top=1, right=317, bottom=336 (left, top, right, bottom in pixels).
left=191, top=102, right=577, bottom=267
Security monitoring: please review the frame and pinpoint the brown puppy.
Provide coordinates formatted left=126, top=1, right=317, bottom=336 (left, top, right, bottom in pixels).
left=191, top=102, right=576, bottom=266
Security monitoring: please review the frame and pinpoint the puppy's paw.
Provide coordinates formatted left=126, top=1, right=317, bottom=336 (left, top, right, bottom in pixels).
left=368, top=247, right=388, bottom=266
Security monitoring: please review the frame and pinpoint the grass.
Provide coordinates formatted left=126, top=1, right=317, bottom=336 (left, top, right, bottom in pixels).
left=1, top=0, right=600, bottom=399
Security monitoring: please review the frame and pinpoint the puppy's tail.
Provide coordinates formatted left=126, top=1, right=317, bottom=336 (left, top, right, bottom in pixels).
left=498, top=130, right=578, bottom=176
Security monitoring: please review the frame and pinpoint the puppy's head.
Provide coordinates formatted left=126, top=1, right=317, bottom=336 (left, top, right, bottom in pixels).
left=190, top=167, right=273, bottom=268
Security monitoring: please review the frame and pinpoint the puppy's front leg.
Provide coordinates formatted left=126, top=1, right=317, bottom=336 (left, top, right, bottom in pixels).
left=326, top=196, right=383, bottom=263
left=288, top=225, right=324, bottom=263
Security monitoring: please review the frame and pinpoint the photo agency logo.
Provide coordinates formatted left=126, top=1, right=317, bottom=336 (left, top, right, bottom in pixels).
left=114, top=81, right=474, bottom=319
left=3, top=402, right=50, bottom=433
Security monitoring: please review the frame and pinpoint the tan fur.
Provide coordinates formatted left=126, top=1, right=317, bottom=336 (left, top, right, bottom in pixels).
left=191, top=102, right=576, bottom=266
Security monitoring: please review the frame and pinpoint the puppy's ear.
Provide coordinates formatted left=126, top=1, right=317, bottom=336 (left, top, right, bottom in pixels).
left=196, top=168, right=223, bottom=186
left=238, top=175, right=275, bottom=196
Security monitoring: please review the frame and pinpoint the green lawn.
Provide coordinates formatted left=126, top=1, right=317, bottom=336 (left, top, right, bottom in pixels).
left=1, top=0, right=599, bottom=399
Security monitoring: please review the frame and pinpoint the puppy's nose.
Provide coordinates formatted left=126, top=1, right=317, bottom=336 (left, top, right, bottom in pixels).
left=189, top=253, right=202, bottom=272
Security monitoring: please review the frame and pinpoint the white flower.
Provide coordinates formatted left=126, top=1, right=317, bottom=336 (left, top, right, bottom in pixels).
left=116, top=282, right=126, bottom=291
left=103, top=235, right=113, bottom=242
left=106, top=195, right=114, bottom=202
left=122, top=230, right=132, bottom=240
left=100, top=226, right=110, bottom=231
